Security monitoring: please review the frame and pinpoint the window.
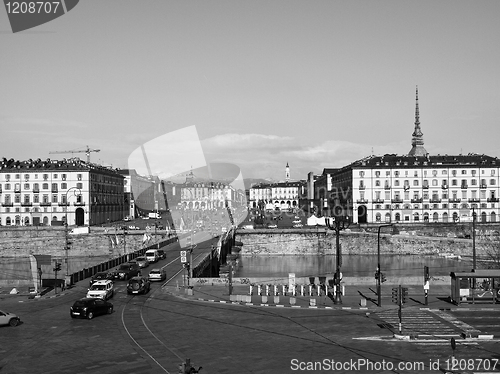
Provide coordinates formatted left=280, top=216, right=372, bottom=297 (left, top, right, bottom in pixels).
left=375, top=171, right=380, bottom=177
left=471, top=179, right=477, bottom=185
left=34, top=195, right=39, bottom=203
left=62, top=174, right=66, bottom=181
left=375, top=180, right=380, bottom=187
left=5, top=183, right=11, bottom=190
left=442, top=170, right=447, bottom=175
left=43, top=174, right=48, bottom=181
left=24, top=183, right=29, bottom=190
left=52, top=194, right=58, bottom=203
left=53, top=174, right=58, bottom=179
left=394, top=171, right=399, bottom=177
left=404, top=191, right=409, bottom=200
left=15, top=174, right=20, bottom=179
left=461, top=170, right=467, bottom=175
left=61, top=183, right=67, bottom=189
left=77, top=174, right=82, bottom=181
left=490, top=179, right=496, bottom=186
left=414, top=171, right=418, bottom=177
left=413, top=180, right=419, bottom=186
left=432, top=179, right=437, bottom=186
left=394, top=180, right=400, bottom=186
left=451, top=179, right=457, bottom=186
left=43, top=183, right=49, bottom=190
left=15, top=194, right=20, bottom=203
left=432, top=170, right=437, bottom=176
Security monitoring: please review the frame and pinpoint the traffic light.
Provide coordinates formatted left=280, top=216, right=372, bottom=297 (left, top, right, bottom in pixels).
left=374, top=271, right=379, bottom=280
left=424, top=266, right=430, bottom=281
left=380, top=273, right=387, bottom=283
left=391, top=287, right=399, bottom=304
left=53, top=263, right=61, bottom=272
left=401, top=287, right=408, bottom=304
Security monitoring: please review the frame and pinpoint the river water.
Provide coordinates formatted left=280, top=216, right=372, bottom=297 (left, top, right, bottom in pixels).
left=235, top=254, right=473, bottom=279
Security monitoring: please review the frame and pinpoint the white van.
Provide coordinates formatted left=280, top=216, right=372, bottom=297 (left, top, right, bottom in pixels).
left=145, top=249, right=159, bottom=263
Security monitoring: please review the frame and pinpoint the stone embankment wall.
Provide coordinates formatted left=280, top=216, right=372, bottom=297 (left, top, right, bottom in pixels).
left=0, top=226, right=171, bottom=258
left=236, top=228, right=497, bottom=258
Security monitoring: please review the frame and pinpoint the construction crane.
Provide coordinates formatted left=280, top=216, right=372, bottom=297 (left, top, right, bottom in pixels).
left=49, top=145, right=100, bottom=163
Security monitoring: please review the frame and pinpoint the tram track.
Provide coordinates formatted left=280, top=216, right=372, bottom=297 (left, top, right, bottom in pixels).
left=120, top=240, right=211, bottom=373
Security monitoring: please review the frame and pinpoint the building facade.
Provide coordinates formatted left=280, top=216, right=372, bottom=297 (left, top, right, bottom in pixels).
left=0, top=158, right=125, bottom=226
left=322, top=88, right=500, bottom=224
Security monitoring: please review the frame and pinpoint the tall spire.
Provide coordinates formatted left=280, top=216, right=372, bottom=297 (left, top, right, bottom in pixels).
left=408, top=86, right=428, bottom=156
left=285, top=162, right=290, bottom=182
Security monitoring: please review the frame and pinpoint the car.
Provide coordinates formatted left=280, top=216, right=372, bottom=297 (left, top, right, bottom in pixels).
left=0, top=309, right=21, bottom=327
left=89, top=271, right=113, bottom=287
left=86, top=280, right=114, bottom=300
left=127, top=276, right=151, bottom=294
left=112, top=262, right=141, bottom=280
left=148, top=268, right=166, bottom=282
left=70, top=298, right=113, bottom=319
left=157, top=249, right=166, bottom=260
left=134, top=256, right=150, bottom=268
left=293, top=223, right=304, bottom=228
left=145, top=249, right=159, bottom=263
left=123, top=216, right=131, bottom=221
left=128, top=225, right=140, bottom=230
left=267, top=224, right=278, bottom=229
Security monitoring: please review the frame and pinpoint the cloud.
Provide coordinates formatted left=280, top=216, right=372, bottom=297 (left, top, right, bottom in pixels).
left=200, top=132, right=409, bottom=180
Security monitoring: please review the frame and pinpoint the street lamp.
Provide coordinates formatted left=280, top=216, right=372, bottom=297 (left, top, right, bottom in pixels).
left=377, top=223, right=393, bottom=307
left=325, top=201, right=351, bottom=304
left=64, top=187, right=81, bottom=283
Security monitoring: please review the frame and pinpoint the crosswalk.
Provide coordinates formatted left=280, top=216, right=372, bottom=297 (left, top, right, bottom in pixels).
left=376, top=308, right=462, bottom=337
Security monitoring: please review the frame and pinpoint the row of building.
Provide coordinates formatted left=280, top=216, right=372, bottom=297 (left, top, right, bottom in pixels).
left=0, top=158, right=246, bottom=227
left=248, top=88, right=500, bottom=224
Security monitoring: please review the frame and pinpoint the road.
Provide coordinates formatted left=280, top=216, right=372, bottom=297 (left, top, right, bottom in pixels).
left=1, top=236, right=500, bottom=374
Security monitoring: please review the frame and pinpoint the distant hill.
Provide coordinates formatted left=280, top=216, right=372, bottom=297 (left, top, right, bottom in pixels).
left=243, top=178, right=273, bottom=189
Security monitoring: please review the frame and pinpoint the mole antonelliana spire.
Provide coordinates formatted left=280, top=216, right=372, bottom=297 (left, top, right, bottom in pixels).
left=408, top=86, right=428, bottom=156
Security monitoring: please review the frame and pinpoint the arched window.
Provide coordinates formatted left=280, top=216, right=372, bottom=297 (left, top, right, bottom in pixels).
left=394, top=213, right=401, bottom=222
left=6, top=217, right=11, bottom=225
left=385, top=213, right=391, bottom=223
left=413, top=212, right=420, bottom=221
left=491, top=212, right=496, bottom=222
left=442, top=212, right=448, bottom=222
left=433, top=212, right=439, bottom=222
left=15, top=215, right=21, bottom=225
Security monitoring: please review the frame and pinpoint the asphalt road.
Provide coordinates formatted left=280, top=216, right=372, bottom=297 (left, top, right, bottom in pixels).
left=1, top=235, right=500, bottom=374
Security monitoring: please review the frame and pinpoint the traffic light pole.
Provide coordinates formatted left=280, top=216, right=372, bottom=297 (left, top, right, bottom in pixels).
left=377, top=224, right=393, bottom=307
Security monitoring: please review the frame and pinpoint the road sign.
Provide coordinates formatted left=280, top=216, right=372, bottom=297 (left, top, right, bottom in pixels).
left=180, top=251, right=187, bottom=257
left=181, top=256, right=188, bottom=263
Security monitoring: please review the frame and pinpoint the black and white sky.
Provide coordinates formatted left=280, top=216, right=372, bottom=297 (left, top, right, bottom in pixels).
left=1, top=1, right=499, bottom=181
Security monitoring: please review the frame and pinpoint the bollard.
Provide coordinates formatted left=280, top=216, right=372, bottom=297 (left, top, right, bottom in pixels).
left=282, top=284, right=287, bottom=296
left=265, top=284, right=270, bottom=296
left=249, top=284, right=253, bottom=296
left=308, top=284, right=313, bottom=296
left=300, top=284, right=305, bottom=296
left=274, top=284, right=278, bottom=296
left=258, top=284, right=262, bottom=296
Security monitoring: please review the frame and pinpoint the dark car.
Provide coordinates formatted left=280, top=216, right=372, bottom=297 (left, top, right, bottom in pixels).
left=70, top=298, right=113, bottom=319
left=157, top=249, right=166, bottom=260
left=89, top=271, right=114, bottom=287
left=134, top=256, right=149, bottom=269
left=127, top=276, right=151, bottom=295
left=112, top=262, right=141, bottom=280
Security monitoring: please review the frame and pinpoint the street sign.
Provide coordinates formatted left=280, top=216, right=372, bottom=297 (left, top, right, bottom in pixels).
left=180, top=251, right=188, bottom=263
left=180, top=251, right=187, bottom=257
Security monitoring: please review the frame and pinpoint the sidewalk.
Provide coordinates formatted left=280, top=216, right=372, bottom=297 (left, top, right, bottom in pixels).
left=165, top=281, right=500, bottom=311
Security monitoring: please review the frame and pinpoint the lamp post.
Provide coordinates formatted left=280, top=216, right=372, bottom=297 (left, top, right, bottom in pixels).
left=377, top=223, right=393, bottom=307
left=64, top=187, right=81, bottom=282
left=325, top=201, right=351, bottom=304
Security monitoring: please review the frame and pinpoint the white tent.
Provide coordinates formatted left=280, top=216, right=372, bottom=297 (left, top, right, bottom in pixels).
left=307, top=215, right=326, bottom=226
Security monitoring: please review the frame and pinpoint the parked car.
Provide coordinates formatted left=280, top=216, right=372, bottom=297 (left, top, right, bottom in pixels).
left=89, top=271, right=114, bottom=287
left=148, top=268, right=166, bottom=282
left=70, top=298, right=113, bottom=319
left=86, top=280, right=114, bottom=300
left=0, top=310, right=21, bottom=327
left=134, top=256, right=150, bottom=269
left=112, top=262, right=141, bottom=280
left=157, top=249, right=166, bottom=260
left=267, top=224, right=278, bottom=229
left=127, top=276, right=151, bottom=295
left=123, top=216, right=131, bottom=221
left=128, top=225, right=140, bottom=230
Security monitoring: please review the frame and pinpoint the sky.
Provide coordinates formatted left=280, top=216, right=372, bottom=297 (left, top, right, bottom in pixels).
left=1, top=0, right=499, bottom=182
